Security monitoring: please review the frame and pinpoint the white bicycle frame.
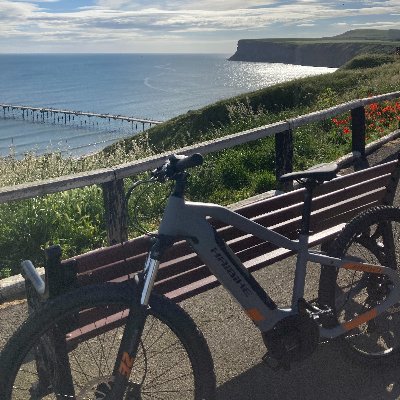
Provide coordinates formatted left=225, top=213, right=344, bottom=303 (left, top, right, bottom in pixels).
left=140, top=192, right=400, bottom=340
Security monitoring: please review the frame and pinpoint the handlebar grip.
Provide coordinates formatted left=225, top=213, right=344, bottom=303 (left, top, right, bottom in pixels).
left=21, top=260, right=46, bottom=295
left=173, top=153, right=203, bottom=172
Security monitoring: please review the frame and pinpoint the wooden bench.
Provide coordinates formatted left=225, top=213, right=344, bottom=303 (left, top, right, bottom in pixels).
left=26, top=155, right=400, bottom=342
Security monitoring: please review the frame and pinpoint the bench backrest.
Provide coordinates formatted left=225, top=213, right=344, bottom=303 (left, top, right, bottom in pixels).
left=59, top=157, right=399, bottom=302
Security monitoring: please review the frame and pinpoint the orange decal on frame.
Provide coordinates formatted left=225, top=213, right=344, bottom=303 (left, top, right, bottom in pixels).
left=119, top=351, right=135, bottom=377
left=343, top=308, right=378, bottom=331
left=246, top=308, right=265, bottom=322
left=342, top=263, right=383, bottom=274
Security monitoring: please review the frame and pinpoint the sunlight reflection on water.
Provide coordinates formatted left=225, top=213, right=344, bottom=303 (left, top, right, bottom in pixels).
left=223, top=61, right=335, bottom=90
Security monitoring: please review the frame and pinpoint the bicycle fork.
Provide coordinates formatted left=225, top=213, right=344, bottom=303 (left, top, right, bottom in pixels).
left=108, top=243, right=162, bottom=399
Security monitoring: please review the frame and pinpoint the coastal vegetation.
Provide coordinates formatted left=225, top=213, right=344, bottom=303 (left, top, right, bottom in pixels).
left=340, top=53, right=397, bottom=70
left=1, top=54, right=400, bottom=277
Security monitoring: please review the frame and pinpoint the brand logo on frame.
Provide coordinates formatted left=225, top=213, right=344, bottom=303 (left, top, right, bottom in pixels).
left=210, top=247, right=252, bottom=297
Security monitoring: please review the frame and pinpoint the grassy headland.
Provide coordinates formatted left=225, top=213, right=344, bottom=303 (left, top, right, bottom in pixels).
left=1, top=54, right=400, bottom=276
left=241, top=28, right=400, bottom=44
left=229, top=29, right=400, bottom=67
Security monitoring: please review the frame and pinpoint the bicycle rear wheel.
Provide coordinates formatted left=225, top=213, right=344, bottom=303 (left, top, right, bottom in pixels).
left=318, top=206, right=400, bottom=363
left=0, top=282, right=216, bottom=399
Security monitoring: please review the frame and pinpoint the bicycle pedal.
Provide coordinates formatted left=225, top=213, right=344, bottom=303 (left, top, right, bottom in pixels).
left=262, top=352, right=291, bottom=371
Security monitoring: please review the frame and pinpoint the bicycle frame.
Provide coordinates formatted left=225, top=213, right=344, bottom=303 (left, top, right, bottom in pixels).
left=141, top=193, right=400, bottom=340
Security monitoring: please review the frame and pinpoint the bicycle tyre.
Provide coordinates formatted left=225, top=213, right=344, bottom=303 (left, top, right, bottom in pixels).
left=318, top=205, right=400, bottom=363
left=0, top=282, right=216, bottom=399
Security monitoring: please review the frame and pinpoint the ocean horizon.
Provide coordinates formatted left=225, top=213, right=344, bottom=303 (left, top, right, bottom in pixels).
left=0, top=53, right=335, bottom=157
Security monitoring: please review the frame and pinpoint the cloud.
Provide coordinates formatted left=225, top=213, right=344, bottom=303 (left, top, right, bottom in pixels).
left=96, top=0, right=281, bottom=12
left=350, top=20, right=400, bottom=29
left=0, top=1, right=38, bottom=16
left=1, top=0, right=400, bottom=52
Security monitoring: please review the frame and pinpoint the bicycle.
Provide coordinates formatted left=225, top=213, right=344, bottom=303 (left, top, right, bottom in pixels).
left=1, top=152, right=400, bottom=399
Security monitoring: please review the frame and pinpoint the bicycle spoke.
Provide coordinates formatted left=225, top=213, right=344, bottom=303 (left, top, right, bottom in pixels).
left=103, top=317, right=123, bottom=373
left=143, top=356, right=190, bottom=388
left=152, top=372, right=194, bottom=388
left=70, top=351, right=94, bottom=382
left=145, top=339, right=184, bottom=361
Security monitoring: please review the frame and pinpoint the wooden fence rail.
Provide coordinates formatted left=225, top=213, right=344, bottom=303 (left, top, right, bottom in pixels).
left=1, top=91, right=400, bottom=244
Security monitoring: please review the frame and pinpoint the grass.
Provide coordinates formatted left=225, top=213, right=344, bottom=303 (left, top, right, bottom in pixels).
left=1, top=56, right=400, bottom=276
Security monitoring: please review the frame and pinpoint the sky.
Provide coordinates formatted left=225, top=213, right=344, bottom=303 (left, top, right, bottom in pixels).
left=1, top=0, right=400, bottom=54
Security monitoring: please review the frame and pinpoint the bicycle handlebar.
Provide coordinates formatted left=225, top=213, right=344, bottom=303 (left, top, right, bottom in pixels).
left=151, top=153, right=203, bottom=182
left=172, top=153, right=203, bottom=172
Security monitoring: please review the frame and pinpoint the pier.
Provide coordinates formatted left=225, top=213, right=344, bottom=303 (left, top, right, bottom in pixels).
left=0, top=103, right=164, bottom=156
left=0, top=103, right=162, bottom=131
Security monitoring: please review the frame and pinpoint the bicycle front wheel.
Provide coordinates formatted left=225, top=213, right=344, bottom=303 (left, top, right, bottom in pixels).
left=318, top=206, right=400, bottom=363
left=0, top=282, right=216, bottom=399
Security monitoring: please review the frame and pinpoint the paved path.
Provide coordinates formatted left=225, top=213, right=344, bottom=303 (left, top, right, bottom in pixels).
left=1, top=140, right=400, bottom=399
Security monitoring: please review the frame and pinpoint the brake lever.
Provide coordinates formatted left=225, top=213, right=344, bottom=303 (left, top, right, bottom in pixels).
left=151, top=162, right=170, bottom=182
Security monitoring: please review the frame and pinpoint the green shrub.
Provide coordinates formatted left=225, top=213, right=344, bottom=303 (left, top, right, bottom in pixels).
left=241, top=141, right=275, bottom=172
left=217, top=151, right=250, bottom=190
left=0, top=186, right=106, bottom=275
left=253, top=171, right=276, bottom=193
left=0, top=267, right=11, bottom=279
left=341, top=53, right=396, bottom=70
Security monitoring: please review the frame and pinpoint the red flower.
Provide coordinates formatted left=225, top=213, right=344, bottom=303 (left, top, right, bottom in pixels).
left=368, top=103, right=379, bottom=112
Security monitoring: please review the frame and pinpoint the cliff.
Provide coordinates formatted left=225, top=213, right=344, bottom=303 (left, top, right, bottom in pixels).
left=229, top=30, right=400, bottom=67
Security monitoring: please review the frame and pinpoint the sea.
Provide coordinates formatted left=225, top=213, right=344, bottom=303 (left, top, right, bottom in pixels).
left=0, top=54, right=335, bottom=157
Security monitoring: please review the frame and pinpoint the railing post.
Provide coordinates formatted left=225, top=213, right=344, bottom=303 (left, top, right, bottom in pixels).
left=275, top=128, right=294, bottom=191
left=102, top=178, right=128, bottom=245
left=351, top=106, right=368, bottom=169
